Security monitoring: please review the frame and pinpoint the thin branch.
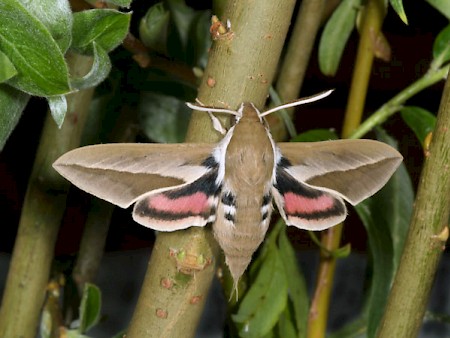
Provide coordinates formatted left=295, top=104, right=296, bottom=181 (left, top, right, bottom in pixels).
left=307, top=1, right=386, bottom=337
left=350, top=64, right=450, bottom=139
left=270, top=0, right=326, bottom=140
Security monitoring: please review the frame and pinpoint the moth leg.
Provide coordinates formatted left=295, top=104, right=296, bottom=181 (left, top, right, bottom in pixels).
left=194, top=98, right=228, bottom=135
left=208, top=112, right=228, bottom=135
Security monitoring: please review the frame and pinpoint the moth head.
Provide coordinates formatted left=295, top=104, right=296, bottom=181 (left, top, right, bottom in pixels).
left=238, top=102, right=264, bottom=124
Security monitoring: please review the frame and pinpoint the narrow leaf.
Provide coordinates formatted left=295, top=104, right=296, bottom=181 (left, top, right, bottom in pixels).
left=328, top=315, right=367, bottom=338
left=166, top=0, right=196, bottom=49
left=400, top=106, right=436, bottom=144
left=291, top=128, right=339, bottom=142
left=319, top=0, right=363, bottom=76
left=0, top=84, right=30, bottom=150
left=48, top=95, right=67, bottom=128
left=72, top=9, right=131, bottom=54
left=102, top=0, right=132, bottom=7
left=0, top=0, right=70, bottom=96
left=71, top=43, right=111, bottom=90
left=138, top=93, right=191, bottom=143
left=233, top=245, right=288, bottom=338
left=186, top=10, right=211, bottom=68
left=426, top=0, right=450, bottom=20
left=354, top=130, right=413, bottom=337
left=433, top=24, right=450, bottom=66
left=79, top=283, right=102, bottom=333
left=277, top=307, right=298, bottom=338
left=66, top=330, right=91, bottom=338
left=389, top=0, right=408, bottom=24
left=139, top=2, right=170, bottom=55
left=279, top=229, right=309, bottom=338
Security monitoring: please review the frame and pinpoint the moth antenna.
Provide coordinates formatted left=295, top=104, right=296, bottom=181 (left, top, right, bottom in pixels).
left=260, top=89, right=334, bottom=117
left=186, top=102, right=240, bottom=116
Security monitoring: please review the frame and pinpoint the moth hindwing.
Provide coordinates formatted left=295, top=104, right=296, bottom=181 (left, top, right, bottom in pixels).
left=53, top=93, right=402, bottom=296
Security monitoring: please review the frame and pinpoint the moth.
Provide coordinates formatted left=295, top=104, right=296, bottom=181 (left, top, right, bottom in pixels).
left=53, top=91, right=402, bottom=292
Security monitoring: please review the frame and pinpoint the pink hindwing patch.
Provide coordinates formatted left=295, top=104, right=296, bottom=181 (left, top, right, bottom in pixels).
left=273, top=158, right=347, bottom=230
left=133, top=159, right=220, bottom=231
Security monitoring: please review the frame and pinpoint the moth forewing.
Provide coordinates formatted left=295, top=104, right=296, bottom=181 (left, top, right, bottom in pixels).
left=277, top=139, right=403, bottom=206
left=52, top=143, right=216, bottom=208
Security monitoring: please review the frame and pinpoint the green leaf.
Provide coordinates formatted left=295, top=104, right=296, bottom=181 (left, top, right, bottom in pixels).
left=48, top=95, right=67, bottom=128
left=389, top=0, right=408, bottom=24
left=102, top=0, right=132, bottom=7
left=78, top=283, right=101, bottom=333
left=433, top=24, right=450, bottom=66
left=319, top=0, right=363, bottom=76
left=66, top=330, right=91, bottom=338
left=426, top=0, right=450, bottom=20
left=19, top=0, right=73, bottom=53
left=166, top=0, right=196, bottom=49
left=0, top=50, right=17, bottom=82
left=71, top=43, right=111, bottom=90
left=277, top=306, right=297, bottom=338
left=72, top=9, right=131, bottom=54
left=279, top=229, right=308, bottom=338
left=400, top=106, right=436, bottom=144
left=354, top=129, right=413, bottom=337
left=186, top=10, right=211, bottom=68
left=291, top=128, right=339, bottom=142
left=138, top=93, right=191, bottom=143
left=0, top=0, right=70, bottom=96
left=328, top=315, right=367, bottom=338
left=39, top=307, right=52, bottom=338
left=111, top=330, right=127, bottom=338
left=0, top=84, right=30, bottom=150
left=233, top=245, right=288, bottom=338
left=139, top=2, right=170, bottom=55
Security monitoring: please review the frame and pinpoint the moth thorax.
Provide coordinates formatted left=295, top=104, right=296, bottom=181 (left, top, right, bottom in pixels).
left=225, top=115, right=274, bottom=191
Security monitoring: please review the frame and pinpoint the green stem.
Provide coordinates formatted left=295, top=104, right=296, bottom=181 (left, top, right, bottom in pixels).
left=72, top=199, right=114, bottom=293
left=350, top=64, right=450, bottom=139
left=377, top=55, right=450, bottom=338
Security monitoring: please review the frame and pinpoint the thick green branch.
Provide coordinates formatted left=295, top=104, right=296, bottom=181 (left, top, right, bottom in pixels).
left=377, top=62, right=450, bottom=338
left=0, top=53, right=95, bottom=338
